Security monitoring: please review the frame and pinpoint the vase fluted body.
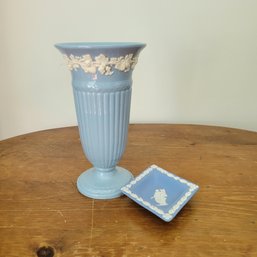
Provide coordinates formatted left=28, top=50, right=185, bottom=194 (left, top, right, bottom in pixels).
left=55, top=42, right=145, bottom=199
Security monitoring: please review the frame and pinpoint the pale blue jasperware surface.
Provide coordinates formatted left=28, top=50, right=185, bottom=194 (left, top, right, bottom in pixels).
left=121, top=165, right=199, bottom=222
left=55, top=42, right=146, bottom=199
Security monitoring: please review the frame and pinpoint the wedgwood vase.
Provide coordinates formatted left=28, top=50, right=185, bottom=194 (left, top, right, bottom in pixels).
left=55, top=42, right=146, bottom=199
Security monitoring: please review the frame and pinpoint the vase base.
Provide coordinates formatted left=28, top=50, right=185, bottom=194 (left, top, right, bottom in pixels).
left=77, top=166, right=134, bottom=199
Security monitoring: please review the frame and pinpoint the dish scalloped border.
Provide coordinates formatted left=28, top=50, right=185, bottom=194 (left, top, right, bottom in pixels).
left=121, top=164, right=199, bottom=221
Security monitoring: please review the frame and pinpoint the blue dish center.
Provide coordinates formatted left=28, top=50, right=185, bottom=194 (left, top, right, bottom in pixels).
left=130, top=169, right=190, bottom=212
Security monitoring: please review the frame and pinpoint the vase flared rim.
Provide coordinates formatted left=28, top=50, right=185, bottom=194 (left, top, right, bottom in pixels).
left=55, top=42, right=146, bottom=50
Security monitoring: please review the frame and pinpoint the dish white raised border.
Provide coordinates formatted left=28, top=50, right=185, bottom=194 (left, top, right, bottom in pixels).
left=121, top=164, right=199, bottom=221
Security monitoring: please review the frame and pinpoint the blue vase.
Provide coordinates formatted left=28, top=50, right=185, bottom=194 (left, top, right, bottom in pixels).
left=55, top=42, right=146, bottom=199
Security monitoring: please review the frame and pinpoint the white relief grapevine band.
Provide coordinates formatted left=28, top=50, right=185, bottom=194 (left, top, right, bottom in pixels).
left=63, top=53, right=139, bottom=75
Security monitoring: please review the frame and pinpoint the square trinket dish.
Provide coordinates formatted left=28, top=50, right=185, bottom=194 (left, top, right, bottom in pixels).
left=121, top=165, right=199, bottom=222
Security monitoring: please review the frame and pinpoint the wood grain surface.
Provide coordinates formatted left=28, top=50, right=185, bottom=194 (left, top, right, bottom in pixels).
left=0, top=124, right=257, bottom=257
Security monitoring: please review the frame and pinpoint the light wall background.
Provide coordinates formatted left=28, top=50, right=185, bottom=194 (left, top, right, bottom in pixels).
left=1, top=0, right=257, bottom=140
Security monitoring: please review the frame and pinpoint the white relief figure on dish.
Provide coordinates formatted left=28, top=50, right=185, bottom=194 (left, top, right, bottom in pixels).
left=152, top=189, right=168, bottom=206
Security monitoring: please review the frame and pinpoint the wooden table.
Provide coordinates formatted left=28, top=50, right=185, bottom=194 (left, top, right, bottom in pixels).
left=0, top=124, right=257, bottom=257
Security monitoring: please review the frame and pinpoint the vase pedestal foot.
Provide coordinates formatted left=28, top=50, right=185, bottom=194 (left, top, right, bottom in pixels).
left=77, top=166, right=134, bottom=199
